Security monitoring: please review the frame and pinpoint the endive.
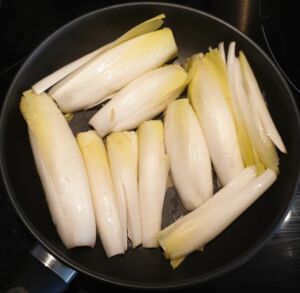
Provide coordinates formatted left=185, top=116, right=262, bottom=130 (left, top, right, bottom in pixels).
left=227, top=42, right=279, bottom=173
left=90, top=64, right=188, bottom=137
left=239, top=51, right=286, bottom=153
left=138, top=120, right=169, bottom=248
left=158, top=167, right=276, bottom=268
left=32, top=14, right=166, bottom=94
left=158, top=166, right=256, bottom=240
left=164, top=99, right=213, bottom=210
left=188, top=50, right=244, bottom=185
left=106, top=131, right=142, bottom=248
left=77, top=131, right=124, bottom=257
left=218, top=42, right=226, bottom=64
left=49, top=28, right=178, bottom=112
left=20, top=90, right=96, bottom=249
left=226, top=42, right=264, bottom=172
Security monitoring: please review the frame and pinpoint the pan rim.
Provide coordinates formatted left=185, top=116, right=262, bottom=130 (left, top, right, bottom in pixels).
left=1, top=1, right=300, bottom=289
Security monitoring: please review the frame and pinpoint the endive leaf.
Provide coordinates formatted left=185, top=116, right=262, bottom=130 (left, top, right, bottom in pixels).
left=115, top=14, right=166, bottom=44
left=106, top=131, right=142, bottom=248
left=170, top=258, right=185, bottom=269
left=234, top=55, right=279, bottom=173
left=32, top=14, right=166, bottom=94
left=77, top=131, right=124, bottom=257
left=158, top=167, right=276, bottom=266
left=188, top=52, right=244, bottom=185
left=227, top=42, right=262, bottom=170
left=239, top=51, right=286, bottom=153
left=164, top=99, right=213, bottom=210
left=218, top=42, right=226, bottom=64
left=138, top=120, right=169, bottom=248
left=20, top=90, right=96, bottom=249
left=90, top=64, right=188, bottom=137
left=49, top=28, right=178, bottom=112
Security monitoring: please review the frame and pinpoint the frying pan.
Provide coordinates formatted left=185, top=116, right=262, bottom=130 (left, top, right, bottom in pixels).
left=1, top=2, right=300, bottom=292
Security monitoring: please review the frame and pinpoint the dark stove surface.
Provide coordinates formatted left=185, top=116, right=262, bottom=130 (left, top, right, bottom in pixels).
left=0, top=0, right=299, bottom=291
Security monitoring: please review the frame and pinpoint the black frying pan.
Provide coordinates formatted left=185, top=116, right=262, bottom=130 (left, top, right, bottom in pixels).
left=1, top=2, right=300, bottom=292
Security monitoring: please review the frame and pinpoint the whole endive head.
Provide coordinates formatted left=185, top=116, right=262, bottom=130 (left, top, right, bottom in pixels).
left=90, top=64, right=188, bottom=137
left=187, top=50, right=244, bottom=185
left=20, top=90, right=96, bottom=249
left=49, top=27, right=179, bottom=113
left=164, top=98, right=213, bottom=210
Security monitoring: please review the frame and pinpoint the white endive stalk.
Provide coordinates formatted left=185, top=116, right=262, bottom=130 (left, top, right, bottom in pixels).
left=158, top=166, right=256, bottom=240
left=227, top=42, right=264, bottom=172
left=164, top=99, right=213, bottom=210
left=32, top=14, right=166, bottom=94
left=49, top=28, right=178, bottom=113
left=77, top=131, right=124, bottom=257
left=106, top=131, right=142, bottom=248
left=90, top=64, right=188, bottom=137
left=233, top=51, right=279, bottom=173
left=218, top=42, right=226, bottom=64
left=20, top=90, right=96, bottom=249
left=239, top=51, right=286, bottom=153
left=138, top=120, right=169, bottom=248
left=159, top=166, right=256, bottom=268
left=158, top=167, right=276, bottom=267
left=188, top=51, right=244, bottom=185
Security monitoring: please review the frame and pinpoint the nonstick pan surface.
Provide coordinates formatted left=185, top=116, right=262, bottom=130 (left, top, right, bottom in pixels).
left=1, top=2, right=300, bottom=289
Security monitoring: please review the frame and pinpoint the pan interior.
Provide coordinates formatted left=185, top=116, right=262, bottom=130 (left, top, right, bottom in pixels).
left=1, top=2, right=300, bottom=288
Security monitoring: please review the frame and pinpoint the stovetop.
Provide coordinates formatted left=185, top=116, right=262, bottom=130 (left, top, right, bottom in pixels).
left=0, top=0, right=299, bottom=291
